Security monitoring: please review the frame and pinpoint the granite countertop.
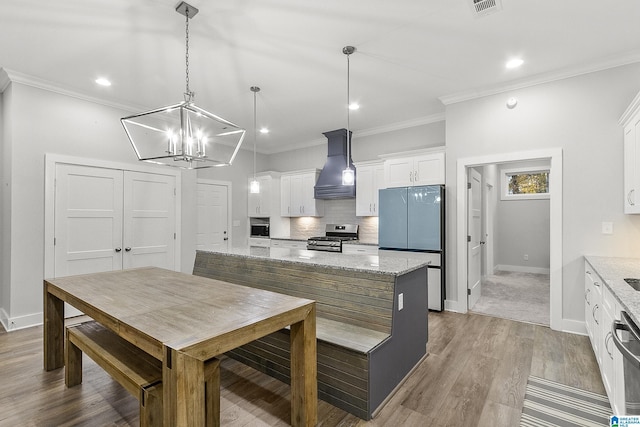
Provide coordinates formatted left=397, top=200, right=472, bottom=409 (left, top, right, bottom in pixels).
left=204, top=247, right=429, bottom=276
left=584, top=256, right=640, bottom=327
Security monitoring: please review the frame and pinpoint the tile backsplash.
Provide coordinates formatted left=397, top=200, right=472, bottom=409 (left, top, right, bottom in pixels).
left=290, top=199, right=379, bottom=244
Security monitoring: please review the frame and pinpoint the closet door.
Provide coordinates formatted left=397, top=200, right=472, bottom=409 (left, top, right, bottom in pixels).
left=54, top=164, right=124, bottom=277
left=123, top=171, right=176, bottom=270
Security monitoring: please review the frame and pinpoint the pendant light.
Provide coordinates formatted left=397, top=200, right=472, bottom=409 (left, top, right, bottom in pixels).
left=342, top=46, right=356, bottom=186
left=121, top=1, right=246, bottom=169
left=249, top=86, right=260, bottom=194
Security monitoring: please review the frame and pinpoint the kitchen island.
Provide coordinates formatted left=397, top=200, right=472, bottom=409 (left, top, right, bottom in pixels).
left=193, top=247, right=429, bottom=420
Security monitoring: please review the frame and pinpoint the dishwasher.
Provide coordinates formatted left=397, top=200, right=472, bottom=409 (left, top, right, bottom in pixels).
left=612, top=311, right=640, bottom=415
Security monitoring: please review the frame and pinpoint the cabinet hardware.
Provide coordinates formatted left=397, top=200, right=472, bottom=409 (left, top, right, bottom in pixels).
left=593, top=304, right=599, bottom=324
left=125, top=247, right=131, bottom=252
left=605, top=331, right=613, bottom=358
left=629, top=189, right=635, bottom=206
left=115, top=247, right=122, bottom=252
left=585, top=288, right=591, bottom=304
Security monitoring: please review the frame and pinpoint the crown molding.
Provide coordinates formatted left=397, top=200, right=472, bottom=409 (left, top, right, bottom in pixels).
left=0, top=67, right=147, bottom=113
left=439, top=50, right=640, bottom=106
left=265, top=112, right=446, bottom=155
left=0, top=68, right=10, bottom=92
left=619, top=89, right=640, bottom=126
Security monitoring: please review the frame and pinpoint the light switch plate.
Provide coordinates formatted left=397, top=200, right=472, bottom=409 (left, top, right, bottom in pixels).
left=602, top=222, right=613, bottom=235
left=398, top=293, right=404, bottom=311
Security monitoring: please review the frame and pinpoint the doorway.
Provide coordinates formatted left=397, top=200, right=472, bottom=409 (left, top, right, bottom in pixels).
left=196, top=179, right=232, bottom=252
left=456, top=148, right=562, bottom=331
left=467, top=162, right=551, bottom=326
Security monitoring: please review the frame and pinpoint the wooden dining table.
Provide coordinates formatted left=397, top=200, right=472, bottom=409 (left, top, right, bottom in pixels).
left=43, top=267, right=317, bottom=426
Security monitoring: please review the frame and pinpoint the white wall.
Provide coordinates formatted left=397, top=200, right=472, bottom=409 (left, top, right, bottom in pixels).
left=445, top=62, right=640, bottom=323
left=0, top=81, right=200, bottom=329
left=495, top=198, right=550, bottom=271
left=494, top=161, right=551, bottom=272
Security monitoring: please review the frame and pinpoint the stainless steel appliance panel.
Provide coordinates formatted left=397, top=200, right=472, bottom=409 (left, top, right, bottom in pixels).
left=612, top=311, right=640, bottom=415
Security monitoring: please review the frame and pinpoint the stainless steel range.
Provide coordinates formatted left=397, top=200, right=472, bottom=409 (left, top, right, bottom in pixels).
left=307, top=224, right=358, bottom=252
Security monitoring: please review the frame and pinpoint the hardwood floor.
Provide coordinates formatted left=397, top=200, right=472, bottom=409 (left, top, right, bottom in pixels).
left=0, top=311, right=604, bottom=426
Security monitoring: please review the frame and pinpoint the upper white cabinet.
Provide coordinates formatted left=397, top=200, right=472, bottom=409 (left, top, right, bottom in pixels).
left=620, top=91, right=640, bottom=214
left=247, top=172, right=279, bottom=217
left=281, top=169, right=324, bottom=217
left=355, top=161, right=385, bottom=216
left=384, top=150, right=445, bottom=188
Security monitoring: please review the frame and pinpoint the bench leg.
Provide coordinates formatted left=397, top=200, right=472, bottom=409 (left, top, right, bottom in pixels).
left=140, top=383, right=163, bottom=427
left=64, top=331, right=83, bottom=387
left=205, top=358, right=221, bottom=427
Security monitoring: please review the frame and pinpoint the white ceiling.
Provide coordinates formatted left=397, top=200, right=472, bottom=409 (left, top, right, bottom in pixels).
left=2, top=0, right=640, bottom=153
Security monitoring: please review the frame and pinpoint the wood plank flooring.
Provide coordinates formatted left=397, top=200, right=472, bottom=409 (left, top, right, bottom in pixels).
left=0, top=311, right=604, bottom=426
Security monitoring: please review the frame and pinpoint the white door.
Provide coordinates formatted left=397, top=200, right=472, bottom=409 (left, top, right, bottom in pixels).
left=54, top=164, right=124, bottom=277
left=123, top=171, right=176, bottom=270
left=197, top=182, right=229, bottom=251
left=468, top=168, right=482, bottom=309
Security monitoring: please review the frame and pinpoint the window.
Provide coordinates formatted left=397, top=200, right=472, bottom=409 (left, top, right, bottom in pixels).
left=501, top=166, right=550, bottom=200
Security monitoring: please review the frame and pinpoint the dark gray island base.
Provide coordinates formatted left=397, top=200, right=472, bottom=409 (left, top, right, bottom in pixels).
left=193, top=248, right=428, bottom=420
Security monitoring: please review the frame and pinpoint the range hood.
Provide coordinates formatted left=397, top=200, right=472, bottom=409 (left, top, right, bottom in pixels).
left=314, top=129, right=356, bottom=199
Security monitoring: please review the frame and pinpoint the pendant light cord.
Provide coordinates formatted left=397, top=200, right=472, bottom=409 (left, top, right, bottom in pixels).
left=346, top=52, right=350, bottom=161
left=184, top=6, right=192, bottom=101
left=253, top=90, right=257, bottom=179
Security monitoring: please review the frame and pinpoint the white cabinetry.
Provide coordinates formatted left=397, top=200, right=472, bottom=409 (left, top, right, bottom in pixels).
left=355, top=161, right=385, bottom=216
left=249, top=237, right=270, bottom=247
left=270, top=239, right=307, bottom=249
left=248, top=173, right=278, bottom=217
left=584, top=259, right=624, bottom=414
left=620, top=91, right=640, bottom=214
left=280, top=169, right=324, bottom=217
left=384, top=150, right=445, bottom=188
left=342, top=244, right=378, bottom=255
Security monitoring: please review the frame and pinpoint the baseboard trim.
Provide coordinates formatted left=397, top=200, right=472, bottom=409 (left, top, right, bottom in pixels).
left=495, top=264, right=550, bottom=275
left=1, top=310, right=42, bottom=332
left=444, top=299, right=464, bottom=313
left=562, top=318, right=587, bottom=335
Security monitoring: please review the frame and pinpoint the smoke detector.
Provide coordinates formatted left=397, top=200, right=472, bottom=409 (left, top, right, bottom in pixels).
left=469, top=0, right=503, bottom=18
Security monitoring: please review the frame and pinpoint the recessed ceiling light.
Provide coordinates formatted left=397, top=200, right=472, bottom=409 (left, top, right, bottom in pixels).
left=260, top=127, right=269, bottom=134
left=349, top=103, right=360, bottom=110
left=505, top=58, right=524, bottom=69
left=95, top=77, right=112, bottom=87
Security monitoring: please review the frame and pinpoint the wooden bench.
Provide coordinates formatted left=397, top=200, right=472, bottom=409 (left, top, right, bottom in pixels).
left=193, top=250, right=428, bottom=420
left=65, top=321, right=221, bottom=427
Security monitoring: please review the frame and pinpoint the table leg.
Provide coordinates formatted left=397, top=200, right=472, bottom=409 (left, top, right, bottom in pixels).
left=289, top=304, right=317, bottom=427
left=163, top=346, right=207, bottom=427
left=43, top=282, right=65, bottom=371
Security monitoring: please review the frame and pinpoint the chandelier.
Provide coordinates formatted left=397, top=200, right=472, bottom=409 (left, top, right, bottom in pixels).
left=121, top=1, right=245, bottom=169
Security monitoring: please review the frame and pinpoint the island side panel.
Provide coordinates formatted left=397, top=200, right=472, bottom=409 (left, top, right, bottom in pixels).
left=368, top=266, right=428, bottom=415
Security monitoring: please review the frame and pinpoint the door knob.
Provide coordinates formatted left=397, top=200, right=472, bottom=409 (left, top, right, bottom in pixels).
left=115, top=247, right=122, bottom=252
left=480, top=241, right=486, bottom=245
left=223, top=238, right=228, bottom=241
left=125, top=247, right=132, bottom=252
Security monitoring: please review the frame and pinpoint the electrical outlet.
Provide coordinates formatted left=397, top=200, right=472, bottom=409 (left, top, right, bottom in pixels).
left=524, top=254, right=529, bottom=261
left=398, top=293, right=404, bottom=311
left=602, top=222, right=613, bottom=235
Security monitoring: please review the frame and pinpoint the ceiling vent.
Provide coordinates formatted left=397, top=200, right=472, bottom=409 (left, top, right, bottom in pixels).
left=469, top=0, right=502, bottom=17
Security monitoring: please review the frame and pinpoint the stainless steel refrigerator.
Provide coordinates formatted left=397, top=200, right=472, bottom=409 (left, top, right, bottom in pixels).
left=378, top=185, right=445, bottom=311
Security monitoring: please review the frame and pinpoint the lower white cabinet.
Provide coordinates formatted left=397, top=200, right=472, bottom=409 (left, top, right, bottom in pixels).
left=584, top=259, right=624, bottom=414
left=249, top=237, right=270, bottom=247
left=270, top=239, right=307, bottom=250
left=342, top=244, right=378, bottom=255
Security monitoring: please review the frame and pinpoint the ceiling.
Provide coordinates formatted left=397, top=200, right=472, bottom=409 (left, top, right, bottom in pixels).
left=2, top=0, right=640, bottom=154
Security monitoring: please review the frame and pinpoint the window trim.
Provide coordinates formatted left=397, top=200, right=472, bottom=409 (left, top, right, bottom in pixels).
left=500, top=166, right=550, bottom=200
